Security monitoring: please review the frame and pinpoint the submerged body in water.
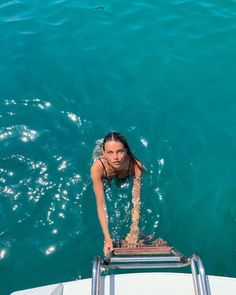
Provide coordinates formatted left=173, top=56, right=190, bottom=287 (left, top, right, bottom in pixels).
left=90, top=132, right=143, bottom=255
left=104, top=174, right=133, bottom=241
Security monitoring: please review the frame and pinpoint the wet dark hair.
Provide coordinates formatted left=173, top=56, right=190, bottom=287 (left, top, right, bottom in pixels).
left=102, top=132, right=143, bottom=171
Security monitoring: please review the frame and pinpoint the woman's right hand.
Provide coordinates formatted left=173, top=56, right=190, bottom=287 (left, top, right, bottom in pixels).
left=103, top=236, right=113, bottom=256
left=125, top=225, right=139, bottom=247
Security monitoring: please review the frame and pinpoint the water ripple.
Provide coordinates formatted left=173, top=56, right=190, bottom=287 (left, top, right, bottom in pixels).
left=0, top=125, right=39, bottom=142
left=1, top=98, right=51, bottom=109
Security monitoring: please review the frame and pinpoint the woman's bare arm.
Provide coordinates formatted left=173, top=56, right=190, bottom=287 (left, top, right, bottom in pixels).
left=90, top=161, right=113, bottom=254
left=125, top=161, right=142, bottom=246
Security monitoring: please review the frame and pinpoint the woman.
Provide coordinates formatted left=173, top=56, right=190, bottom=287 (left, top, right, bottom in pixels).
left=90, top=132, right=143, bottom=255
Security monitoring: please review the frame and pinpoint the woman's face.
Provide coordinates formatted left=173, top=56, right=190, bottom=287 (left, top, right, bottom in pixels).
left=103, top=140, right=127, bottom=169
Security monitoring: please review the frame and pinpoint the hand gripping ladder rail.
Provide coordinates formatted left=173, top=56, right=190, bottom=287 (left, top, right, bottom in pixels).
left=91, top=240, right=210, bottom=295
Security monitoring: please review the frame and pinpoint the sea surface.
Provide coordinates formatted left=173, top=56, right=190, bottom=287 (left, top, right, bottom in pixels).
left=1, top=0, right=236, bottom=294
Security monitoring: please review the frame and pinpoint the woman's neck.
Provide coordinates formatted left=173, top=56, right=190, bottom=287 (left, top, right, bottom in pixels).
left=108, top=155, right=130, bottom=172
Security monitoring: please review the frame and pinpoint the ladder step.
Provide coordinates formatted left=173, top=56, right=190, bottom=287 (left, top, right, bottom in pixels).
left=112, top=238, right=172, bottom=256
left=113, top=246, right=172, bottom=255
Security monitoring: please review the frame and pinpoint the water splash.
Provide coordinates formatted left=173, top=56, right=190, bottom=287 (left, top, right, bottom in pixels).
left=45, top=245, right=56, bottom=255
left=140, top=136, right=148, bottom=147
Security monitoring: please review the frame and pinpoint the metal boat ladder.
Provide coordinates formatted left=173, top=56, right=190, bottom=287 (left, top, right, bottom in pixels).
left=91, top=241, right=210, bottom=295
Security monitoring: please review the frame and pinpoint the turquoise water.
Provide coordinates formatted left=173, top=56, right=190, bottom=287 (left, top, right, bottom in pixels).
left=1, top=0, right=236, bottom=294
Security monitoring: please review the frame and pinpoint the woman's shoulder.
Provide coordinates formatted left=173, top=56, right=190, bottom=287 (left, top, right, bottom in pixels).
left=135, top=160, right=142, bottom=167
left=130, top=159, right=142, bottom=176
left=133, top=159, right=142, bottom=169
left=90, top=158, right=104, bottom=176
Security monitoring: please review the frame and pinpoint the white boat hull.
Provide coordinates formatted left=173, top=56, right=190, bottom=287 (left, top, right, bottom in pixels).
left=11, top=272, right=236, bottom=295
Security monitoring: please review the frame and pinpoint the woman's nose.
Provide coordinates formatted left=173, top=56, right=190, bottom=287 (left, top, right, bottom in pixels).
left=113, top=153, right=118, bottom=159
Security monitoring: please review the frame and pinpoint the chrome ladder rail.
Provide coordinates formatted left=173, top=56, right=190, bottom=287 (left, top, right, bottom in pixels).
left=91, top=247, right=209, bottom=295
left=191, top=254, right=210, bottom=295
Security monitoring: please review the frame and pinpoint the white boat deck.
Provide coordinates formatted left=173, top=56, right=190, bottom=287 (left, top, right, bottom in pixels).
left=11, top=272, right=236, bottom=295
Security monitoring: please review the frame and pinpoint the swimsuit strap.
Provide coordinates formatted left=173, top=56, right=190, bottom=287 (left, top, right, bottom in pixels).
left=98, top=158, right=111, bottom=187
left=98, top=158, right=108, bottom=179
left=98, top=157, right=131, bottom=186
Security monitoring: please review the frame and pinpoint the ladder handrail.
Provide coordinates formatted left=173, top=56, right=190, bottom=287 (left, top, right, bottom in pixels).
left=191, top=255, right=210, bottom=295
left=92, top=256, right=101, bottom=295
left=91, top=248, right=210, bottom=295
